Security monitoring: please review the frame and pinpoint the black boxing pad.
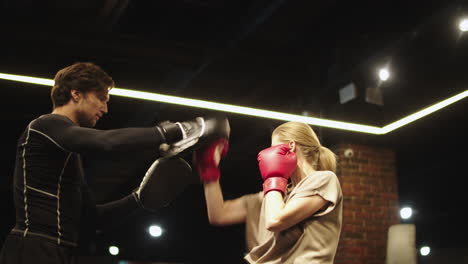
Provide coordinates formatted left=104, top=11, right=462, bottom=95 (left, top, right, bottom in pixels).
left=135, top=156, right=195, bottom=211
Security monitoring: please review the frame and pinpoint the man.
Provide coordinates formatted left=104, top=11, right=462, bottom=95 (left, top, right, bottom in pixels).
left=0, top=62, right=230, bottom=263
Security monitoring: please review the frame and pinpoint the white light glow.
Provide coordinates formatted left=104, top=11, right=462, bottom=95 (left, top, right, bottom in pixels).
left=0, top=73, right=54, bottom=86
left=149, top=225, right=162, bottom=237
left=459, top=18, right=468, bottom=32
left=109, top=245, right=119, bottom=256
left=400, top=207, right=412, bottom=219
left=381, top=89, right=468, bottom=133
left=420, top=246, right=430, bottom=256
left=378, top=68, right=390, bottom=81
left=1, top=72, right=467, bottom=135
left=110, top=88, right=383, bottom=134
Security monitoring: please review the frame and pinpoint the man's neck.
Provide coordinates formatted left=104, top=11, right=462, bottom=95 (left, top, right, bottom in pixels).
left=52, top=106, right=78, bottom=125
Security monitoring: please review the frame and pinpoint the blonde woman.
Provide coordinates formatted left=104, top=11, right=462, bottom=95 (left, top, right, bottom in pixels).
left=193, top=121, right=343, bottom=264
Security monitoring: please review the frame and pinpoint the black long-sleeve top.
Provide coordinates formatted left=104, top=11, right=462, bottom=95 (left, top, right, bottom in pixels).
left=11, top=113, right=165, bottom=247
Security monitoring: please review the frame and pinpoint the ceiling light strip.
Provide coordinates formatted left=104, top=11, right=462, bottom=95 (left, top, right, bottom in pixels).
left=0, top=73, right=54, bottom=86
left=381, top=89, right=468, bottom=133
left=0, top=72, right=382, bottom=134
left=2, top=72, right=467, bottom=135
left=111, top=88, right=383, bottom=134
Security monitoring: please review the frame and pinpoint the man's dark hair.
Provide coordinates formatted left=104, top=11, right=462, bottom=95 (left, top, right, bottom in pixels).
left=51, top=62, right=115, bottom=108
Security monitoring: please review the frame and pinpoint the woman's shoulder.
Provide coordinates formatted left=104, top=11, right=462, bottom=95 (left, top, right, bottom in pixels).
left=308, top=170, right=337, bottom=182
left=296, top=170, right=340, bottom=190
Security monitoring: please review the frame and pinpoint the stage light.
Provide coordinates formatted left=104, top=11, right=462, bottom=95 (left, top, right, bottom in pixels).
left=0, top=73, right=53, bottom=86
left=459, top=18, right=468, bottom=32
left=109, top=245, right=119, bottom=256
left=381, top=89, right=468, bottom=133
left=399, top=207, right=413, bottom=220
left=148, top=225, right=162, bottom=237
left=378, top=68, right=390, bottom=81
left=0, top=72, right=467, bottom=135
left=420, top=246, right=430, bottom=256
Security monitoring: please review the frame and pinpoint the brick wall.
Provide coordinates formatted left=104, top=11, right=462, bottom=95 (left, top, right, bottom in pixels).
left=332, top=144, right=400, bottom=264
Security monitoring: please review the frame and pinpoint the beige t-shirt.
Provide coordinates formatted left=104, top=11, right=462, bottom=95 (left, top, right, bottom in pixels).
left=242, top=171, right=343, bottom=264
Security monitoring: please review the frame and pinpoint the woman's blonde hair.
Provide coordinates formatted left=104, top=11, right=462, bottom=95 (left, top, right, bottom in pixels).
left=272, top=121, right=337, bottom=172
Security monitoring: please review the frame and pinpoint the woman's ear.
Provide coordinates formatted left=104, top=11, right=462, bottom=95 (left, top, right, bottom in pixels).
left=289, top=141, right=296, bottom=152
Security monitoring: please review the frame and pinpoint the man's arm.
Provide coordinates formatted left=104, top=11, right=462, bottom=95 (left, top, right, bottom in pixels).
left=30, top=114, right=166, bottom=155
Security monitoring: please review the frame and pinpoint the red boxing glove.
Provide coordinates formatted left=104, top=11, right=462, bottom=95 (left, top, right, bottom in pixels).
left=257, top=144, right=297, bottom=195
left=193, top=138, right=229, bottom=182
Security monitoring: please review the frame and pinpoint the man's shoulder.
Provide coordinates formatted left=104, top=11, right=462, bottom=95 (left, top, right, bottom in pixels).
left=30, top=113, right=73, bottom=129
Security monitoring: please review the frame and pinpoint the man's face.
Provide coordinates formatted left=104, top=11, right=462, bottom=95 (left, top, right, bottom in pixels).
left=75, top=90, right=109, bottom=127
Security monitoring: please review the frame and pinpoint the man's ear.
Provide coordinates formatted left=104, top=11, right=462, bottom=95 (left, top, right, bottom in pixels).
left=70, top=89, right=80, bottom=102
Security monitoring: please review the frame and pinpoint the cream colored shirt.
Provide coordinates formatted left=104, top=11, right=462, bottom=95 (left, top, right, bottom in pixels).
left=242, top=171, right=343, bottom=264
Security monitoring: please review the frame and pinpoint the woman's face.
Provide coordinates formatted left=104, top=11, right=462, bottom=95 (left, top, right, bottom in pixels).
left=271, top=134, right=296, bottom=151
left=271, top=134, right=283, bottom=146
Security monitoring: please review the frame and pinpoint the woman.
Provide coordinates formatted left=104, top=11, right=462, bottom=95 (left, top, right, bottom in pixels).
left=193, top=121, right=343, bottom=264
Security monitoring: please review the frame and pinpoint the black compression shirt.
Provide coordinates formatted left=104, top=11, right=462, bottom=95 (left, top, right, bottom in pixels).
left=12, top=114, right=165, bottom=247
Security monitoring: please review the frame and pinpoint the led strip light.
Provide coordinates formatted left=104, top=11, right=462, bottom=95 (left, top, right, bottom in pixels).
left=1, top=72, right=467, bottom=135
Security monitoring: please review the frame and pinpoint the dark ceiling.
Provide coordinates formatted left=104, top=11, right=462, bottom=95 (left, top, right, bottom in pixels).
left=0, top=0, right=467, bottom=262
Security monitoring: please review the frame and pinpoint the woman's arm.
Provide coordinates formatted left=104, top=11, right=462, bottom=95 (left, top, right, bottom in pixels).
left=203, top=180, right=247, bottom=226
left=264, top=191, right=329, bottom=232
left=193, top=138, right=247, bottom=226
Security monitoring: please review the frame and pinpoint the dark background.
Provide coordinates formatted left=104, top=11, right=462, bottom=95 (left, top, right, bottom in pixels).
left=0, top=0, right=467, bottom=263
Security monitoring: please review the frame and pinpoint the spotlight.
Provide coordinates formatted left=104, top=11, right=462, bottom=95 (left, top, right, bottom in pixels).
left=378, top=68, right=390, bottom=81
left=148, top=225, right=163, bottom=237
left=400, top=207, right=413, bottom=220
left=420, top=246, right=431, bottom=256
left=459, top=18, right=468, bottom=32
left=109, top=245, right=119, bottom=256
